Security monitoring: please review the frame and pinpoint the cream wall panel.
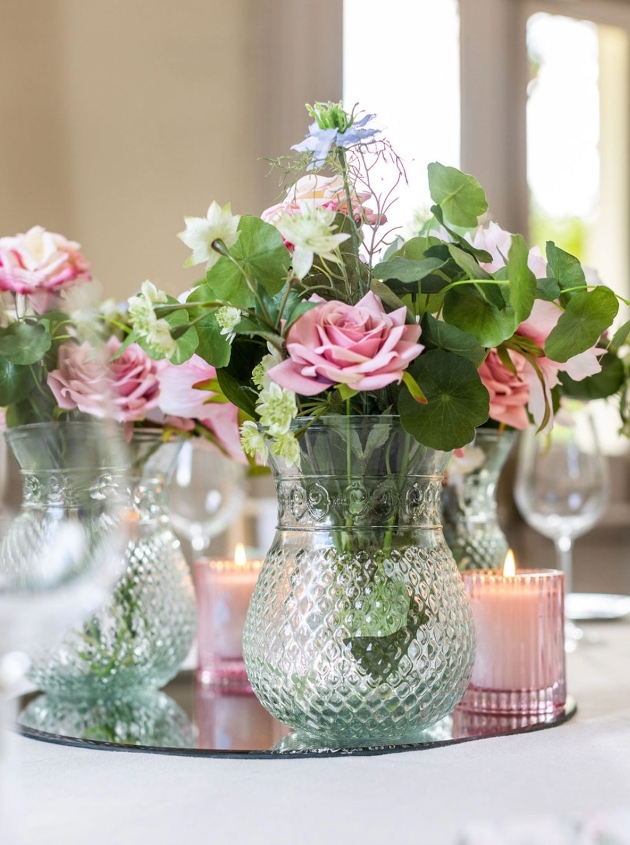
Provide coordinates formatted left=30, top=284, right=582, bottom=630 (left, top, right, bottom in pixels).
left=0, top=0, right=342, bottom=301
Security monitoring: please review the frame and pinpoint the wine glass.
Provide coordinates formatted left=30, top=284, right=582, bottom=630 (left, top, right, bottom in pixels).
left=168, top=440, right=246, bottom=555
left=514, top=403, right=609, bottom=635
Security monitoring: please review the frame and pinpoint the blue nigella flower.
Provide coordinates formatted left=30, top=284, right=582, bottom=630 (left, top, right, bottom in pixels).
left=292, top=113, right=380, bottom=169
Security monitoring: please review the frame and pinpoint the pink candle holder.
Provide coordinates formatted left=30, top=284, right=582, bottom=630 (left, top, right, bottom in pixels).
left=458, top=568, right=566, bottom=715
left=194, top=546, right=261, bottom=691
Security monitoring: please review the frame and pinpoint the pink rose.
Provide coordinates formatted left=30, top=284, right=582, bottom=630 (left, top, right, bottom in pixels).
left=268, top=291, right=423, bottom=395
left=48, top=337, right=161, bottom=423
left=478, top=349, right=531, bottom=430
left=156, top=355, right=246, bottom=463
left=0, top=226, right=91, bottom=296
left=479, top=300, right=602, bottom=430
left=262, top=174, right=384, bottom=229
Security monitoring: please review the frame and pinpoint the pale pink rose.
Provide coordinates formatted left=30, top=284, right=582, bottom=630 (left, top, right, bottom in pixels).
left=48, top=336, right=161, bottom=423
left=472, top=221, right=546, bottom=278
left=262, top=174, right=384, bottom=229
left=268, top=291, right=423, bottom=395
left=478, top=349, right=531, bottom=430
left=0, top=226, right=91, bottom=296
left=156, top=355, right=246, bottom=463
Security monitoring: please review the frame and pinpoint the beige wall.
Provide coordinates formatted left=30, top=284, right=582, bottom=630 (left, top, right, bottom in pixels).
left=0, top=0, right=342, bottom=300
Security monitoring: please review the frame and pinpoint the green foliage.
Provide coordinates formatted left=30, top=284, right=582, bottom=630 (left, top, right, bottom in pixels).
left=506, top=234, right=536, bottom=323
left=545, top=242, right=586, bottom=302
left=545, top=287, right=619, bottom=363
left=0, top=321, right=52, bottom=365
left=427, top=162, right=488, bottom=228
left=559, top=352, right=624, bottom=400
left=398, top=350, right=490, bottom=451
left=204, top=216, right=290, bottom=306
left=420, top=313, right=486, bottom=367
left=443, top=286, right=516, bottom=347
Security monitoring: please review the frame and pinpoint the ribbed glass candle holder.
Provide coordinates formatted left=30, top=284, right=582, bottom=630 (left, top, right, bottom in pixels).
left=458, top=569, right=566, bottom=715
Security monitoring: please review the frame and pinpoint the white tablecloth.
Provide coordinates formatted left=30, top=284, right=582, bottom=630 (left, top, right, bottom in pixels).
left=9, top=621, right=630, bottom=845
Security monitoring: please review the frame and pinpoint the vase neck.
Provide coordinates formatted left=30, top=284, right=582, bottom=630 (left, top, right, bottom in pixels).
left=275, top=472, right=444, bottom=531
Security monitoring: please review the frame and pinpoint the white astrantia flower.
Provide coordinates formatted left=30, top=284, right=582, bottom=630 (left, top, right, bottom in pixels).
left=276, top=201, right=350, bottom=279
left=127, top=281, right=177, bottom=358
left=147, top=318, right=178, bottom=359
left=178, top=202, right=241, bottom=271
left=252, top=349, right=284, bottom=390
left=240, top=421, right=269, bottom=463
left=256, top=382, right=297, bottom=436
left=270, top=431, right=301, bottom=468
left=215, top=306, right=242, bottom=343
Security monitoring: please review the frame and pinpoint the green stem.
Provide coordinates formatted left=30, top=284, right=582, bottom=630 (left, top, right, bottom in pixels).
left=337, top=147, right=364, bottom=296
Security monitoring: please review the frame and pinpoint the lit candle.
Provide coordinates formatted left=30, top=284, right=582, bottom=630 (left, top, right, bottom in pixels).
left=458, top=551, right=566, bottom=715
left=194, top=543, right=262, bottom=689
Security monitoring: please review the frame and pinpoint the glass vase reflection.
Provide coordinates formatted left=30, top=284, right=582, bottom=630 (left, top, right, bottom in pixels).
left=243, top=416, right=476, bottom=744
left=442, top=428, right=515, bottom=571
left=19, top=690, right=194, bottom=748
left=25, top=429, right=197, bottom=698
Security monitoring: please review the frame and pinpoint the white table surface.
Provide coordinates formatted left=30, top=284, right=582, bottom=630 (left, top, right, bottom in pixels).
left=8, top=620, right=630, bottom=845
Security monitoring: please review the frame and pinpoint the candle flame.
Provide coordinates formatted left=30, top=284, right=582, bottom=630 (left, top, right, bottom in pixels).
left=234, top=543, right=247, bottom=566
left=503, top=549, right=516, bottom=577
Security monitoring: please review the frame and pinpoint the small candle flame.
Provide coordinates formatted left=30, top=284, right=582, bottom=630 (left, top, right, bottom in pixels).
left=234, top=543, right=247, bottom=567
left=503, top=549, right=516, bottom=577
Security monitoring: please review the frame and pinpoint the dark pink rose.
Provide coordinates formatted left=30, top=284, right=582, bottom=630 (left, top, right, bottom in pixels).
left=268, top=291, right=423, bottom=395
left=480, top=300, right=603, bottom=430
left=478, top=350, right=531, bottom=430
left=48, top=336, right=161, bottom=423
left=0, top=226, right=91, bottom=296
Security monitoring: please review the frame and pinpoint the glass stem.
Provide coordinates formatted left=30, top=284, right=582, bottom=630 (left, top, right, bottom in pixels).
left=554, top=534, right=573, bottom=595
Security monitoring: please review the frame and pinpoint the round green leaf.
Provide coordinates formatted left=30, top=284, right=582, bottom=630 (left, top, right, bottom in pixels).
left=0, top=321, right=52, bottom=365
left=398, top=349, right=490, bottom=451
left=545, top=287, right=619, bottom=363
left=427, top=163, right=488, bottom=228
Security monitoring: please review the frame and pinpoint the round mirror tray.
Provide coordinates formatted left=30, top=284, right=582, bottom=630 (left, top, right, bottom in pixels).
left=17, top=673, right=577, bottom=759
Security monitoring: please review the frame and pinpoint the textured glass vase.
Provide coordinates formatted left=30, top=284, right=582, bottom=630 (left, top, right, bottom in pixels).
left=24, top=429, right=196, bottom=698
left=442, top=428, right=516, bottom=571
left=243, top=416, right=475, bottom=744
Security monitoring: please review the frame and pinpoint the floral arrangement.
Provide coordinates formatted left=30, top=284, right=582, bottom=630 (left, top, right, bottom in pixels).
left=0, top=228, right=243, bottom=459
left=122, top=101, right=625, bottom=461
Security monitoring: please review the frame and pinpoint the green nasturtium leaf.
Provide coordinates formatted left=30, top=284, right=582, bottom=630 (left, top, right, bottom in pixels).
left=186, top=285, right=231, bottom=368
left=609, top=318, right=630, bottom=352
left=545, top=287, right=619, bottom=363
left=558, top=352, right=624, bottom=400
left=427, top=163, right=488, bottom=228
left=443, top=286, right=517, bottom=347
left=369, top=279, right=412, bottom=317
left=546, top=242, right=586, bottom=300
left=205, top=216, right=290, bottom=305
left=535, top=277, right=562, bottom=301
left=372, top=256, right=445, bottom=283
left=447, top=245, right=492, bottom=281
left=0, top=359, right=37, bottom=406
left=398, top=349, right=490, bottom=451
left=420, top=313, right=486, bottom=367
left=0, top=321, right=52, bottom=365
left=215, top=337, right=262, bottom=418
left=506, top=234, right=537, bottom=323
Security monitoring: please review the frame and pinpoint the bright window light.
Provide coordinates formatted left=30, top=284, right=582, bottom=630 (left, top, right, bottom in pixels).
left=343, top=0, right=460, bottom=238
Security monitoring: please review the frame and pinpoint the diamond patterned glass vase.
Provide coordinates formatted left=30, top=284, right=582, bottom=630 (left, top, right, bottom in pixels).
left=242, top=416, right=475, bottom=743
left=23, top=429, right=196, bottom=698
left=441, top=428, right=516, bottom=571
